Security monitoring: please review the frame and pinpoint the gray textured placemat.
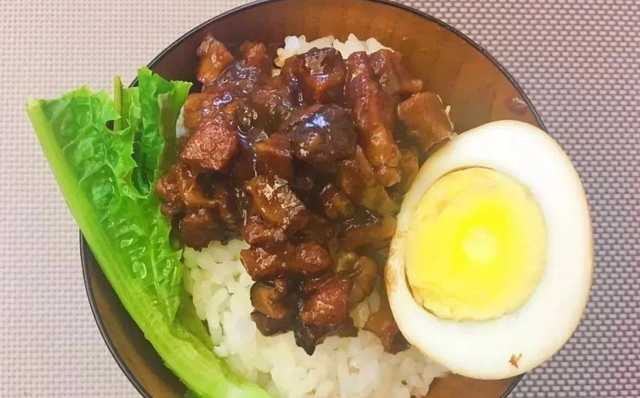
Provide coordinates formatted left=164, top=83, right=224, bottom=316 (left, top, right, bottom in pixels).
left=1, top=1, right=637, bottom=397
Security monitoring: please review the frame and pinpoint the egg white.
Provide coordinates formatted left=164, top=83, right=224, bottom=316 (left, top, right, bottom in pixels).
left=386, top=120, right=592, bottom=379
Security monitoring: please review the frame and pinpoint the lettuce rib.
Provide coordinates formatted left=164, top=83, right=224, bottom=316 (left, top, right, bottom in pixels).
left=27, top=69, right=269, bottom=398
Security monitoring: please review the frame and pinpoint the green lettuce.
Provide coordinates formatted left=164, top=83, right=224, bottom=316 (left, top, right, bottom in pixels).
left=27, top=68, right=269, bottom=398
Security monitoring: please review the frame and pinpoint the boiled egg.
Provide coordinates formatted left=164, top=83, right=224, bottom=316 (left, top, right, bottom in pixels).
left=386, top=120, right=592, bottom=379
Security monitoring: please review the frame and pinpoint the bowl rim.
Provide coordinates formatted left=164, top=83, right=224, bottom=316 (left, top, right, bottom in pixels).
left=81, top=0, right=542, bottom=396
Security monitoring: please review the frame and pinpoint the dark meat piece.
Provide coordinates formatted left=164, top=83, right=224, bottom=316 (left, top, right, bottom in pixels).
left=207, top=52, right=267, bottom=100
left=250, top=79, right=295, bottom=132
left=369, top=49, right=423, bottom=98
left=252, top=311, right=292, bottom=336
left=282, top=47, right=346, bottom=104
left=250, top=280, right=290, bottom=319
left=187, top=50, right=266, bottom=130
left=166, top=164, right=213, bottom=209
left=301, top=273, right=333, bottom=296
left=293, top=316, right=357, bottom=355
left=290, top=165, right=317, bottom=200
left=240, top=246, right=287, bottom=280
left=245, top=175, right=309, bottom=233
left=334, top=251, right=359, bottom=273
left=180, top=118, right=239, bottom=171
left=271, top=277, right=290, bottom=295
left=299, top=279, right=352, bottom=354
left=243, top=237, right=332, bottom=278
left=293, top=320, right=324, bottom=355
left=300, top=276, right=351, bottom=327
left=242, top=214, right=287, bottom=246
left=196, top=36, right=234, bottom=88
left=239, top=41, right=270, bottom=70
left=287, top=104, right=357, bottom=169
left=281, top=56, right=305, bottom=106
left=231, top=149, right=257, bottom=183
left=254, top=133, right=293, bottom=181
left=345, top=52, right=400, bottom=187
left=178, top=208, right=223, bottom=250
left=293, top=214, right=334, bottom=245
left=156, top=164, right=240, bottom=233
left=397, top=92, right=454, bottom=153
left=289, top=242, right=333, bottom=277
left=348, top=256, right=378, bottom=306
left=337, top=146, right=397, bottom=216
left=182, top=96, right=250, bottom=134
left=334, top=317, right=358, bottom=337
left=341, top=213, right=396, bottom=251
left=194, top=173, right=241, bottom=231
left=182, top=92, right=221, bottom=131
left=396, top=147, right=420, bottom=194
left=319, top=183, right=354, bottom=220
left=186, top=172, right=219, bottom=206
left=232, top=123, right=270, bottom=184
left=300, top=48, right=346, bottom=103
left=212, top=62, right=260, bottom=100
left=231, top=99, right=260, bottom=132
left=364, top=298, right=408, bottom=353
left=156, top=164, right=185, bottom=218
left=208, top=183, right=240, bottom=232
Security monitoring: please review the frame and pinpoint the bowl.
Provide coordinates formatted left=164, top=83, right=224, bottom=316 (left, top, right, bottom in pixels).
left=81, top=0, right=543, bottom=396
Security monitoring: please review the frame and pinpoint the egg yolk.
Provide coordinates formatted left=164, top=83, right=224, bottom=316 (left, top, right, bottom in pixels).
left=406, top=167, right=546, bottom=321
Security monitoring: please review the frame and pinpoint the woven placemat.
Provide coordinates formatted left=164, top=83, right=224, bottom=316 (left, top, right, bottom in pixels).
left=1, top=1, right=637, bottom=397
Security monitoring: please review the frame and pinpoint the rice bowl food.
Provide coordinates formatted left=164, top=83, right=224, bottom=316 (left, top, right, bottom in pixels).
left=28, top=19, right=591, bottom=398
left=156, top=32, right=458, bottom=363
left=176, top=34, right=448, bottom=398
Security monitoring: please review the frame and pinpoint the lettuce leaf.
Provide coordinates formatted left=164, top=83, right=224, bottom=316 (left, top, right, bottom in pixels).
left=27, top=68, right=269, bottom=398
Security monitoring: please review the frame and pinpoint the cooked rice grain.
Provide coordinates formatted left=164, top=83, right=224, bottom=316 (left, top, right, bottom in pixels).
left=274, top=34, right=391, bottom=67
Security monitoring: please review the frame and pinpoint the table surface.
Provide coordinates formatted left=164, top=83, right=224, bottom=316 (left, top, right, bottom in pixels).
left=1, top=1, right=638, bottom=397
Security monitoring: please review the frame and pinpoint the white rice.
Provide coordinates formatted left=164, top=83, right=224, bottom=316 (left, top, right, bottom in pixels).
left=274, top=34, right=391, bottom=67
left=184, top=240, right=446, bottom=398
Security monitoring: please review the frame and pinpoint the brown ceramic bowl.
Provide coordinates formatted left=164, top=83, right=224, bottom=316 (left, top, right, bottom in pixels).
left=81, top=0, right=544, bottom=397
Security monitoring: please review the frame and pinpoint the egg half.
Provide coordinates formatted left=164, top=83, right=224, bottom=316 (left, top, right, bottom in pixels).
left=386, top=120, right=592, bottom=379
